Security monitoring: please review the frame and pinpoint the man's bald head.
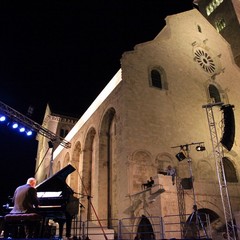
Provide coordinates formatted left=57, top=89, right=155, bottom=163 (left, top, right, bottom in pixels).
left=27, top=177, right=37, bottom=188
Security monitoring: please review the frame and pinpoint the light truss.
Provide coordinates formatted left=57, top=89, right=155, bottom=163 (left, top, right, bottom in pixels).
left=0, top=100, right=71, bottom=149
left=202, top=102, right=236, bottom=240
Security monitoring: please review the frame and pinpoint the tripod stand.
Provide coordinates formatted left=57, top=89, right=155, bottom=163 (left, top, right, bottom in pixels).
left=183, top=144, right=209, bottom=239
left=184, top=200, right=208, bottom=238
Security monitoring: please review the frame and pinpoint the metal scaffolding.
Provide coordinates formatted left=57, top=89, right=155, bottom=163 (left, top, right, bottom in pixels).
left=176, top=176, right=186, bottom=238
left=202, top=102, right=236, bottom=240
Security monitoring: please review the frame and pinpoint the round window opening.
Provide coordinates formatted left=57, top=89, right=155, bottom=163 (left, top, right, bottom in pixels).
left=194, top=48, right=216, bottom=74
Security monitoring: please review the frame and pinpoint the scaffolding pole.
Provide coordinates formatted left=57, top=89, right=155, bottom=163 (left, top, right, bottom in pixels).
left=202, top=102, right=236, bottom=240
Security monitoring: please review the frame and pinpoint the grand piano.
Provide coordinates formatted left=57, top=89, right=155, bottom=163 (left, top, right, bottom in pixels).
left=36, top=164, right=79, bottom=238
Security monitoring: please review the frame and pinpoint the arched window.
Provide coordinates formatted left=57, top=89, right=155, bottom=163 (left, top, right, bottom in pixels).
left=223, top=157, right=238, bottom=182
left=208, top=84, right=221, bottom=103
left=151, top=69, right=162, bottom=89
left=60, top=128, right=69, bottom=138
left=215, top=18, right=226, bottom=32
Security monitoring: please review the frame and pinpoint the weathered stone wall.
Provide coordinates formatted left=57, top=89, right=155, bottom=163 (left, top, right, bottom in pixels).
left=35, top=9, right=240, bottom=237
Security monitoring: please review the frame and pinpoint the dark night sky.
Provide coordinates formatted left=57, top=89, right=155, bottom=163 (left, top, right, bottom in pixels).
left=0, top=1, right=194, bottom=209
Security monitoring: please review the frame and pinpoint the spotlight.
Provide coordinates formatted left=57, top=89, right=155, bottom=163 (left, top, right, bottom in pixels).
left=0, top=116, right=6, bottom=122
left=196, top=145, right=206, bottom=151
left=19, top=126, right=25, bottom=132
left=12, top=123, right=18, bottom=129
left=176, top=152, right=187, bottom=161
left=26, top=130, right=33, bottom=136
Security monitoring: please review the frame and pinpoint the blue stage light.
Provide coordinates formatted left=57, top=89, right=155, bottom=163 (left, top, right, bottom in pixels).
left=19, top=126, right=25, bottom=132
left=12, top=123, right=18, bottom=129
left=1, top=117, right=34, bottom=137
left=26, top=130, right=33, bottom=136
left=0, top=116, right=6, bottom=122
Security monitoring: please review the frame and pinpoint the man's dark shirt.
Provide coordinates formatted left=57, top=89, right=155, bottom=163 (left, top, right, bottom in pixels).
left=10, top=183, right=39, bottom=213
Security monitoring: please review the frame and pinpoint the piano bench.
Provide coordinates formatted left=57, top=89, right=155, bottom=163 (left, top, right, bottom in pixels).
left=4, top=213, right=42, bottom=222
left=4, top=213, right=42, bottom=238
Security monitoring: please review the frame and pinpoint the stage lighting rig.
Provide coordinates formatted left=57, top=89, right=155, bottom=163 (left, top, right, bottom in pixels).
left=172, top=142, right=205, bottom=162
left=0, top=100, right=71, bottom=149
left=195, top=145, right=206, bottom=151
left=171, top=142, right=208, bottom=238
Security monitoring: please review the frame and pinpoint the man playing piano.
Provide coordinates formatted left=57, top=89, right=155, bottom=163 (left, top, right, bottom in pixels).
left=10, top=177, right=41, bottom=238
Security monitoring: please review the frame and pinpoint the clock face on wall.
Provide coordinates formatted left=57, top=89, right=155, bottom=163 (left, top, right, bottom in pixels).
left=194, top=47, right=216, bottom=74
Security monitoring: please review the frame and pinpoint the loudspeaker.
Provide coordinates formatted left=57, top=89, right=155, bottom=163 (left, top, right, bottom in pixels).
left=220, top=104, right=235, bottom=151
left=181, top=178, right=193, bottom=189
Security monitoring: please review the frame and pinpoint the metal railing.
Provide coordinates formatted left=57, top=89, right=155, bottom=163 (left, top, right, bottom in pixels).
left=51, top=213, right=211, bottom=240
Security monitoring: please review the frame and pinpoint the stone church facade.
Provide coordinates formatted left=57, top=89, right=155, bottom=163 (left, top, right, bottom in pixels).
left=35, top=8, right=240, bottom=239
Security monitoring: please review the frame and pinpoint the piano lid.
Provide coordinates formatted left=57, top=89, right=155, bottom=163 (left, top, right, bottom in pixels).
left=36, top=164, right=76, bottom=193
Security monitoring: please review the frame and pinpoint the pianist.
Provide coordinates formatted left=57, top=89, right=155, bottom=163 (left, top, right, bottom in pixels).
left=10, top=177, right=41, bottom=238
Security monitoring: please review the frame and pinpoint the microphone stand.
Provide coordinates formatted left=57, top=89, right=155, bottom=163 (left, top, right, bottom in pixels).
left=78, top=203, right=85, bottom=240
left=85, top=195, right=93, bottom=240
left=74, top=192, right=92, bottom=240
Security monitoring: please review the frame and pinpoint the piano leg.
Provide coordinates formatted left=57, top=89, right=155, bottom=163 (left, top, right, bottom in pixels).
left=55, top=219, right=65, bottom=238
left=65, top=212, right=73, bottom=238
left=54, top=214, right=72, bottom=238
